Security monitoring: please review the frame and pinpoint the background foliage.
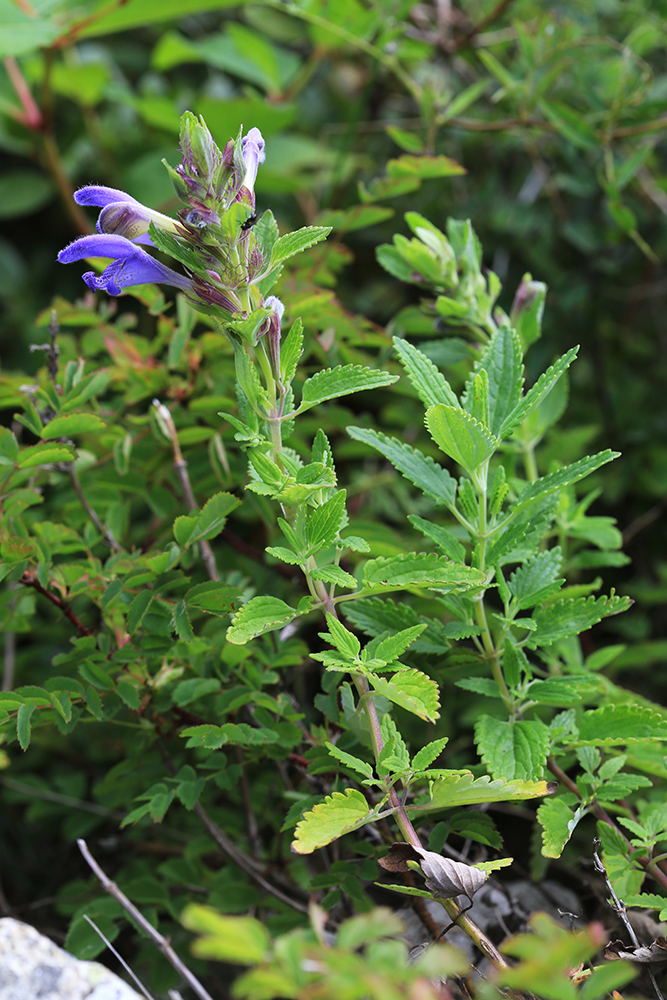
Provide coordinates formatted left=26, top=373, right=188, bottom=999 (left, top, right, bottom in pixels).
left=2, top=0, right=667, bottom=997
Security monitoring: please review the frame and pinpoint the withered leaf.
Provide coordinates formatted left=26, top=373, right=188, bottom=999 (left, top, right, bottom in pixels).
left=605, top=938, right=667, bottom=964
left=378, top=842, right=488, bottom=901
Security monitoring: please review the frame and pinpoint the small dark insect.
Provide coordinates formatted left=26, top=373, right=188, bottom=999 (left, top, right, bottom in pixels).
left=241, top=213, right=258, bottom=232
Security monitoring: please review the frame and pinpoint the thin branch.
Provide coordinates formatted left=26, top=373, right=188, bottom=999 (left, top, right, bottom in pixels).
left=593, top=840, right=666, bottom=1000
left=77, top=839, right=215, bottom=1000
left=83, top=915, right=155, bottom=1000
left=154, top=401, right=220, bottom=582
left=192, top=801, right=308, bottom=914
left=20, top=570, right=93, bottom=637
left=68, top=464, right=122, bottom=552
left=548, top=758, right=667, bottom=893
left=3, top=55, right=42, bottom=128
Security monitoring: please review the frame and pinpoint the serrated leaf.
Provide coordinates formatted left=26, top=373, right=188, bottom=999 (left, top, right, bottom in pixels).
left=500, top=347, right=579, bottom=437
left=426, top=405, right=499, bottom=477
left=180, top=723, right=278, bottom=748
left=190, top=492, right=240, bottom=544
left=306, top=490, right=346, bottom=552
left=456, top=677, right=503, bottom=698
left=116, top=680, right=141, bottom=710
left=513, top=451, right=619, bottom=512
left=266, top=545, right=302, bottom=564
left=387, top=154, right=465, bottom=178
left=226, top=596, right=299, bottom=644
left=269, top=225, right=331, bottom=269
left=468, top=326, right=523, bottom=437
left=412, top=737, right=449, bottom=771
left=344, top=597, right=454, bottom=655
left=325, top=742, right=374, bottom=779
left=375, top=624, right=427, bottom=664
left=411, top=773, right=554, bottom=814
left=185, top=582, right=242, bottom=615
left=40, top=413, right=106, bottom=439
left=369, top=668, right=440, bottom=722
left=575, top=705, right=667, bottom=746
left=392, top=337, right=458, bottom=407
left=300, top=365, right=397, bottom=410
left=449, top=813, right=503, bottom=850
left=291, top=789, right=373, bottom=854
left=322, top=613, right=361, bottom=659
left=127, top=591, right=153, bottom=634
left=280, top=317, right=304, bottom=386
left=510, top=547, right=563, bottom=610
left=17, top=702, right=35, bottom=750
left=527, top=592, right=632, bottom=648
left=537, top=797, right=586, bottom=858
left=310, top=565, right=358, bottom=589
left=408, top=515, right=466, bottom=563
left=526, top=675, right=601, bottom=707
left=362, top=552, right=484, bottom=593
left=348, top=427, right=457, bottom=510
left=379, top=883, right=434, bottom=899
left=17, top=442, right=77, bottom=468
left=172, top=599, right=194, bottom=642
left=475, top=716, right=550, bottom=780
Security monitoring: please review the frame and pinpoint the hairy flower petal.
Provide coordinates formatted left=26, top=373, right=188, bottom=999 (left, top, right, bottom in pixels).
left=58, top=234, right=193, bottom=295
left=74, top=185, right=142, bottom=208
left=241, top=127, right=266, bottom=195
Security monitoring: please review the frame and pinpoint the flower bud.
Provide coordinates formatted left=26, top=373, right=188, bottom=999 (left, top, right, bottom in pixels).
left=510, top=273, right=547, bottom=349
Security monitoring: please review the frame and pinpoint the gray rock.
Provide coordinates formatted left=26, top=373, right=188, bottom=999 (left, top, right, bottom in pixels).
left=0, top=918, right=142, bottom=1000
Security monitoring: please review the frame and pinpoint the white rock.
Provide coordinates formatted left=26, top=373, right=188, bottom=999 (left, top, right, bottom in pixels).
left=0, top=918, right=142, bottom=1000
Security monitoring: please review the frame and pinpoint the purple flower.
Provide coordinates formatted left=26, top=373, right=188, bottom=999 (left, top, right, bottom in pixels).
left=241, top=128, right=266, bottom=196
left=75, top=185, right=179, bottom=246
left=58, top=234, right=194, bottom=296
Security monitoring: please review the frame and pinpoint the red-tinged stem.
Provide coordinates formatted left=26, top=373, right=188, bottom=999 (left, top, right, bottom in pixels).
left=20, top=570, right=93, bottom=637
left=3, top=56, right=42, bottom=128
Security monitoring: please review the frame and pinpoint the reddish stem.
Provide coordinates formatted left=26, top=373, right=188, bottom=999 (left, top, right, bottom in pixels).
left=20, top=570, right=93, bottom=637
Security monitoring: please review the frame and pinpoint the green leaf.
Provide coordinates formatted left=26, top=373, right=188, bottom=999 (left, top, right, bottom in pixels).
left=575, top=705, right=667, bottom=746
left=368, top=668, right=440, bottom=723
left=408, top=515, right=467, bottom=562
left=475, top=716, right=550, bottom=780
left=116, top=681, right=141, bottom=710
left=322, top=613, right=360, bottom=659
left=344, top=597, right=456, bottom=655
left=280, top=317, right=304, bottom=387
left=190, top=492, right=240, bottom=543
left=180, top=723, right=277, bottom=748
left=226, top=596, right=299, bottom=644
left=0, top=427, right=20, bottom=464
left=361, top=553, right=485, bottom=593
left=40, top=413, right=107, bottom=439
left=412, top=737, right=449, bottom=772
left=310, top=566, right=358, bottom=589
left=411, top=773, right=554, bottom=814
left=509, top=547, right=563, bottom=610
left=449, top=813, right=503, bottom=850
left=392, top=337, right=458, bottom=408
left=375, top=624, right=427, bottom=664
left=527, top=592, right=632, bottom=648
left=537, top=797, right=586, bottom=858
left=500, top=347, right=579, bottom=437
left=348, top=427, right=457, bottom=510
left=127, top=591, right=153, bottom=634
left=269, top=225, right=331, bottom=269
left=325, top=742, right=373, bottom=779
left=306, top=490, right=346, bottom=552
left=291, top=789, right=374, bottom=854
left=16, top=702, right=35, bottom=750
left=182, top=905, right=270, bottom=964
left=513, top=451, right=619, bottom=512
left=527, top=676, right=601, bottom=707
left=386, top=154, right=465, bottom=179
left=426, top=405, right=499, bottom=477
left=379, top=883, right=434, bottom=899
left=467, top=326, right=523, bottom=437
left=172, top=599, right=194, bottom=642
left=185, top=582, right=242, bottom=616
left=17, top=442, right=76, bottom=468
left=300, top=365, right=397, bottom=410
left=173, top=678, right=221, bottom=707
